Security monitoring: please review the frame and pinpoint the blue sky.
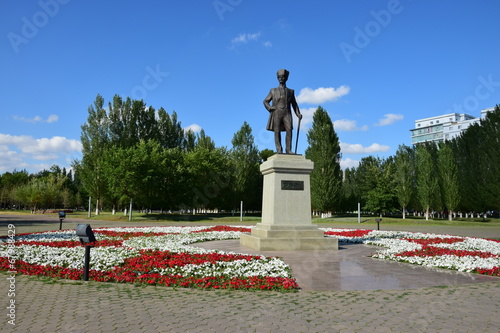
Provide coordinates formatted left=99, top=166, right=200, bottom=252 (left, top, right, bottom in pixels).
left=1, top=0, right=499, bottom=173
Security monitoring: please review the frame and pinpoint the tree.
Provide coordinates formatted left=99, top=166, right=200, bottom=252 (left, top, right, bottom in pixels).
left=416, top=144, right=439, bottom=220
left=108, top=96, right=157, bottom=148
left=231, top=122, right=261, bottom=210
left=341, top=167, right=360, bottom=212
left=0, top=170, right=29, bottom=209
left=14, top=174, right=65, bottom=212
left=184, top=146, right=233, bottom=211
left=157, top=109, right=185, bottom=149
left=452, top=105, right=500, bottom=214
left=104, top=140, right=167, bottom=212
left=15, top=179, right=44, bottom=212
left=196, top=129, right=216, bottom=150
left=184, top=129, right=196, bottom=152
left=437, top=142, right=460, bottom=220
left=476, top=105, right=500, bottom=211
left=394, top=145, right=416, bottom=219
left=305, top=106, right=342, bottom=213
left=356, top=156, right=396, bottom=216
left=259, top=149, right=275, bottom=163
left=78, top=94, right=110, bottom=214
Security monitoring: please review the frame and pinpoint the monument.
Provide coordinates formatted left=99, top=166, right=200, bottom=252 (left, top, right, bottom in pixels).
left=240, top=70, right=338, bottom=251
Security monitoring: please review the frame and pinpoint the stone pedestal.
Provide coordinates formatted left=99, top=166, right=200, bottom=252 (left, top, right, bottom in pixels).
left=240, top=154, right=338, bottom=251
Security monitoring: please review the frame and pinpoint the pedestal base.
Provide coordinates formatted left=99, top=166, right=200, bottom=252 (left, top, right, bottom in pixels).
left=240, top=223, right=338, bottom=251
left=239, top=154, right=338, bottom=251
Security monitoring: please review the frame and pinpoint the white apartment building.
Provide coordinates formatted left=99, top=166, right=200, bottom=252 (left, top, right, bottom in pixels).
left=410, top=107, right=494, bottom=145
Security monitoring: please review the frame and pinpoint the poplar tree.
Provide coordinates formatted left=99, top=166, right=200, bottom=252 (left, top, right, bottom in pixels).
left=416, top=144, right=439, bottom=220
left=157, top=109, right=185, bottom=149
left=394, top=145, right=415, bottom=219
left=231, top=122, right=261, bottom=210
left=437, top=142, right=459, bottom=220
left=305, top=106, right=342, bottom=213
left=79, top=94, right=110, bottom=214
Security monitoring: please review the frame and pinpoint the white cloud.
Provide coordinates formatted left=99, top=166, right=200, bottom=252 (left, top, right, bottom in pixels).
left=11, top=136, right=82, bottom=155
left=340, top=158, right=360, bottom=169
left=340, top=142, right=390, bottom=154
left=47, top=114, right=59, bottom=123
left=333, top=119, right=368, bottom=132
left=12, top=114, right=59, bottom=123
left=231, top=32, right=261, bottom=46
left=375, top=113, right=404, bottom=126
left=0, top=147, right=28, bottom=173
left=184, top=124, right=202, bottom=133
left=295, top=107, right=317, bottom=129
left=296, top=86, right=350, bottom=104
left=0, top=134, right=82, bottom=173
left=295, top=110, right=367, bottom=134
left=263, top=41, right=272, bottom=47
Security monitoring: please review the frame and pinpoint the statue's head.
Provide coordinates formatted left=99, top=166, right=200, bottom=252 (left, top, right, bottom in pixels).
left=276, top=69, right=289, bottom=81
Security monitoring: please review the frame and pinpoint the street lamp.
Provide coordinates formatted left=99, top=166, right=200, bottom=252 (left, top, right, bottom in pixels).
left=75, top=224, right=96, bottom=281
left=58, top=211, right=66, bottom=230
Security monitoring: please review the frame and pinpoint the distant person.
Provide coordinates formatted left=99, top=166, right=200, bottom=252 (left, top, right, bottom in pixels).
left=264, top=69, right=303, bottom=154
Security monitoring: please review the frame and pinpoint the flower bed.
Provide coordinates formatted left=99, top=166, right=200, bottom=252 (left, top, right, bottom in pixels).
left=0, top=226, right=298, bottom=291
left=322, top=228, right=500, bottom=277
left=2, top=226, right=499, bottom=291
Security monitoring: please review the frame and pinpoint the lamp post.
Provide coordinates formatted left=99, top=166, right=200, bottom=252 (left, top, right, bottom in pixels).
left=75, top=224, right=96, bottom=281
left=58, top=211, right=66, bottom=230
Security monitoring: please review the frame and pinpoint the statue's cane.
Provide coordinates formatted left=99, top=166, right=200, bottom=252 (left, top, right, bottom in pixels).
left=294, top=116, right=301, bottom=154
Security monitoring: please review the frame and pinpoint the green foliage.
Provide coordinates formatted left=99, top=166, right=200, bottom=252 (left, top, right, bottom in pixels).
left=305, top=106, right=342, bottom=212
left=259, top=149, right=275, bottom=163
left=78, top=94, right=110, bottom=211
left=196, top=129, right=216, bottom=151
left=14, top=173, right=67, bottom=211
left=231, top=121, right=261, bottom=210
left=416, top=144, right=440, bottom=220
left=356, top=156, right=397, bottom=215
left=340, top=167, right=360, bottom=211
left=453, top=105, right=500, bottom=212
left=394, top=145, right=416, bottom=218
left=437, top=142, right=460, bottom=220
left=185, top=146, right=233, bottom=210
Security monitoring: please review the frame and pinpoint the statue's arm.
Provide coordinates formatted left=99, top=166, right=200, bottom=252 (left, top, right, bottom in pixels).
left=290, top=90, right=302, bottom=119
left=263, top=90, right=274, bottom=112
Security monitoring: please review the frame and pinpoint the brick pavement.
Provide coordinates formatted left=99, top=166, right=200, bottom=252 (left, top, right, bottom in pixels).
left=1, top=214, right=500, bottom=332
left=3, top=275, right=499, bottom=332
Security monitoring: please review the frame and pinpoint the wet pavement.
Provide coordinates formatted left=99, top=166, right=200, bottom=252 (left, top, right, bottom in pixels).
left=195, top=240, right=500, bottom=291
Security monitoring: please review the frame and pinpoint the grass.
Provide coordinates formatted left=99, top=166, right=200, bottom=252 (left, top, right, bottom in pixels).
left=315, top=215, right=500, bottom=227
left=1, top=209, right=499, bottom=228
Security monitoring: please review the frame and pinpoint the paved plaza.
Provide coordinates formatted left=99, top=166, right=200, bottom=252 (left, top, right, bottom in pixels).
left=1, top=214, right=500, bottom=332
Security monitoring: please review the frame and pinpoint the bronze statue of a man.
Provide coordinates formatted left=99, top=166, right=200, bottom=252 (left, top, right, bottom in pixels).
left=264, top=69, right=303, bottom=154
